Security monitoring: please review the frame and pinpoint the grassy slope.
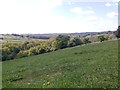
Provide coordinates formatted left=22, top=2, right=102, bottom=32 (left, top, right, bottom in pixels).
left=2, top=40, right=118, bottom=88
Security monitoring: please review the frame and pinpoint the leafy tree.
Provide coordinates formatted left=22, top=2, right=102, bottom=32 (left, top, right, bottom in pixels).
left=17, top=51, right=28, bottom=58
left=28, top=47, right=37, bottom=56
left=68, top=37, right=83, bottom=47
left=83, top=38, right=91, bottom=44
left=39, top=48, right=46, bottom=54
left=20, top=41, right=29, bottom=50
left=9, top=45, right=20, bottom=54
left=68, top=40, right=76, bottom=47
left=115, top=26, right=120, bottom=38
left=56, top=35, right=70, bottom=49
left=98, top=35, right=106, bottom=42
left=73, top=37, right=83, bottom=45
left=105, top=35, right=109, bottom=41
left=2, top=47, right=11, bottom=61
left=36, top=46, right=46, bottom=54
left=48, top=38, right=57, bottom=51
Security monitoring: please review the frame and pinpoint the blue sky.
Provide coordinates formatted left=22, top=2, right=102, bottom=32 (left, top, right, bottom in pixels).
left=0, top=0, right=118, bottom=34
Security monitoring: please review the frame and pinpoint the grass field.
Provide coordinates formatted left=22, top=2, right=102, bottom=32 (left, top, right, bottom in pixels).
left=1, top=35, right=48, bottom=42
left=2, top=40, right=118, bottom=88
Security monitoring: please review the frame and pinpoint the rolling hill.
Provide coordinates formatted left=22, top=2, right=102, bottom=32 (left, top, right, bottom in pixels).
left=2, top=40, right=118, bottom=88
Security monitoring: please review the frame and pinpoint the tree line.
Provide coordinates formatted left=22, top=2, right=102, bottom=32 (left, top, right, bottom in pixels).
left=2, top=34, right=113, bottom=61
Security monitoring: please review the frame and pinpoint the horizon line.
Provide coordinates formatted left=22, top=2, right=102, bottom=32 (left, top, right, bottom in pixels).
left=0, top=30, right=115, bottom=35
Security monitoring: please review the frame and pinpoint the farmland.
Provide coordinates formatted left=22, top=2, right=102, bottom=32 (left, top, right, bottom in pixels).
left=2, top=40, right=118, bottom=88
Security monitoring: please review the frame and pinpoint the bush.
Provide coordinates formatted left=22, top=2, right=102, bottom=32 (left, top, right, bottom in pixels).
left=48, top=38, right=57, bottom=51
left=68, top=40, right=76, bottom=47
left=28, top=47, right=37, bottom=56
left=98, top=35, right=106, bottom=42
left=56, top=35, right=70, bottom=49
left=83, top=38, right=91, bottom=44
left=17, top=51, right=28, bottom=58
left=2, top=36, right=92, bottom=61
left=68, top=37, right=83, bottom=47
left=36, top=46, right=46, bottom=54
left=2, top=47, right=12, bottom=61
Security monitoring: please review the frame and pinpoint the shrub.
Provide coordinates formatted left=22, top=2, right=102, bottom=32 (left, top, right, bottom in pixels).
left=28, top=47, right=37, bottom=56
left=68, top=37, right=83, bottom=47
left=83, top=38, right=91, bottom=44
left=17, top=51, right=28, bottom=58
left=48, top=38, right=57, bottom=51
left=98, top=35, right=106, bottom=42
left=56, top=35, right=70, bottom=49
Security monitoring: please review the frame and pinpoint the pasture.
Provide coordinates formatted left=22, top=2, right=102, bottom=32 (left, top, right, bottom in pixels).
left=2, top=40, right=118, bottom=88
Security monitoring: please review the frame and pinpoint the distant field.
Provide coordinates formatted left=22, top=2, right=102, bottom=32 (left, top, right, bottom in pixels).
left=1, top=35, right=25, bottom=41
left=2, top=40, right=118, bottom=88
left=1, top=35, right=47, bottom=42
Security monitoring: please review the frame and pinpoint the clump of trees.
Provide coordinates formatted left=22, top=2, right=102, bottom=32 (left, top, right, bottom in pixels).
left=2, top=36, right=59, bottom=61
left=98, top=35, right=108, bottom=42
left=3, top=34, right=112, bottom=61
left=2, top=40, right=50, bottom=61
left=83, top=38, right=91, bottom=44
left=68, top=37, right=83, bottom=47
left=55, top=35, right=70, bottom=49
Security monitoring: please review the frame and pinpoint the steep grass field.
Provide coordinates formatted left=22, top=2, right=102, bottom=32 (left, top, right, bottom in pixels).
left=2, top=40, right=118, bottom=88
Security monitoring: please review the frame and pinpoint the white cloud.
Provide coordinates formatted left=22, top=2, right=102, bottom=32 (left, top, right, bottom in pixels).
left=39, top=0, right=62, bottom=10
left=70, top=7, right=83, bottom=14
left=112, top=0, right=119, bottom=2
left=0, top=0, right=118, bottom=34
left=106, top=12, right=118, bottom=18
left=85, top=10, right=94, bottom=14
left=115, top=2, right=118, bottom=6
left=0, top=0, right=63, bottom=34
left=87, top=16, right=99, bottom=21
left=87, top=16, right=117, bottom=31
left=105, top=3, right=112, bottom=7
left=67, top=1, right=74, bottom=5
left=88, top=6, right=92, bottom=9
left=70, top=7, right=94, bottom=15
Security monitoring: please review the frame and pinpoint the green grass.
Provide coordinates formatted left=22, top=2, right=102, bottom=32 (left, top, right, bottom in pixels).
left=2, top=40, right=118, bottom=88
left=2, top=35, right=25, bottom=41
left=2, top=35, right=47, bottom=42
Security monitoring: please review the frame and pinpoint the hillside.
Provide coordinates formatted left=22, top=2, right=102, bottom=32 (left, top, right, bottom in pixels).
left=1, top=31, right=115, bottom=41
left=2, top=40, right=118, bottom=88
left=18, top=31, right=115, bottom=38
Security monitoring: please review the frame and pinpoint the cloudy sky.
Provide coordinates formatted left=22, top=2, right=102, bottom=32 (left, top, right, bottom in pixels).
left=0, top=0, right=119, bottom=34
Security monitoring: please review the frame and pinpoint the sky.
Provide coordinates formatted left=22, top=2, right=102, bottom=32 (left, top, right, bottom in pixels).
left=0, top=0, right=119, bottom=34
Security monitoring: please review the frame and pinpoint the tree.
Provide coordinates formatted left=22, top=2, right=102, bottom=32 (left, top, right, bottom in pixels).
left=51, top=38, right=57, bottom=51
left=115, top=26, right=120, bottom=38
left=68, top=37, right=83, bottom=47
left=73, top=37, right=83, bottom=45
left=56, top=35, right=70, bottom=49
left=47, top=38, right=57, bottom=51
left=2, top=47, right=11, bottom=61
left=17, top=51, right=28, bottom=58
left=9, top=45, right=20, bottom=54
left=105, top=35, right=109, bottom=41
left=98, top=35, right=106, bottom=42
left=68, top=40, right=76, bottom=47
left=20, top=41, right=29, bottom=50
left=83, top=38, right=91, bottom=44
left=28, top=47, right=37, bottom=56
left=36, top=46, right=46, bottom=54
